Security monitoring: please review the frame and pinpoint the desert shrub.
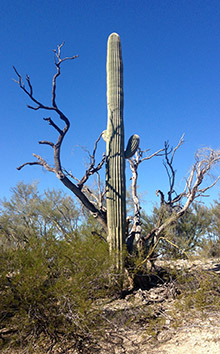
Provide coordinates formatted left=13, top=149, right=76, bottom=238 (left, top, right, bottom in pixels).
left=0, top=231, right=119, bottom=352
left=199, top=237, right=220, bottom=258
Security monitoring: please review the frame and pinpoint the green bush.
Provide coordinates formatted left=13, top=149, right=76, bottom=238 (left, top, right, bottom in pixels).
left=0, top=232, right=119, bottom=352
left=199, top=237, right=220, bottom=258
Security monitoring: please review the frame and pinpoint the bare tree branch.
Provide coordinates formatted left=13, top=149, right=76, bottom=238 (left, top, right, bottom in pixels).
left=77, top=133, right=106, bottom=189
left=52, top=42, right=79, bottom=108
left=13, top=66, right=54, bottom=111
left=43, top=117, right=63, bottom=135
left=138, top=147, right=165, bottom=162
left=38, top=140, right=55, bottom=148
left=163, top=135, right=185, bottom=205
left=14, top=43, right=107, bottom=231
left=63, top=168, right=106, bottom=213
left=17, top=154, right=55, bottom=173
left=129, top=146, right=165, bottom=168
left=170, top=133, right=184, bottom=164
left=17, top=161, right=42, bottom=171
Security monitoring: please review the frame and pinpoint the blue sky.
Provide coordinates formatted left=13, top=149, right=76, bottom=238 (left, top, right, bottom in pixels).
left=1, top=0, right=220, bottom=213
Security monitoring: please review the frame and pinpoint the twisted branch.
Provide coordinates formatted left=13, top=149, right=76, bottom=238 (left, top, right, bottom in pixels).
left=14, top=43, right=107, bottom=230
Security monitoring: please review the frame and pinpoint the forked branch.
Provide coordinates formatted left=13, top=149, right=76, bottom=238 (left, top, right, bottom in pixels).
left=17, top=154, right=55, bottom=173
left=52, top=42, right=79, bottom=108
left=163, top=134, right=185, bottom=205
left=77, top=133, right=106, bottom=189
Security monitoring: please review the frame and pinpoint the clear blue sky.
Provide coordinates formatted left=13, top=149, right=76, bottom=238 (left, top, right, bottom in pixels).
left=1, top=0, right=220, bottom=212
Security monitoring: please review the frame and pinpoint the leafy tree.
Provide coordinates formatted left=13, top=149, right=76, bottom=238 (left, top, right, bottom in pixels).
left=0, top=182, right=81, bottom=247
left=210, top=198, right=220, bottom=237
left=203, top=198, right=220, bottom=257
left=0, top=182, right=40, bottom=246
left=37, top=188, right=81, bottom=240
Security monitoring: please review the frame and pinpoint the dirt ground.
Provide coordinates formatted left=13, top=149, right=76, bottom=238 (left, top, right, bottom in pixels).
left=100, top=258, right=220, bottom=354
left=151, top=317, right=220, bottom=354
left=102, top=310, right=220, bottom=354
left=150, top=259, right=220, bottom=354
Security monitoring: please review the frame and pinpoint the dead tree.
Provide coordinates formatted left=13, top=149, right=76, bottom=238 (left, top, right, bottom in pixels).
left=14, top=43, right=107, bottom=231
left=126, top=146, right=164, bottom=253
left=162, top=134, right=185, bottom=208
left=126, top=134, right=220, bottom=260
left=145, top=142, right=220, bottom=255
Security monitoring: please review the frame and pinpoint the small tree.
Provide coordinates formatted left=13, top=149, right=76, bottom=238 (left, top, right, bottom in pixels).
left=0, top=182, right=81, bottom=247
left=204, top=198, right=220, bottom=257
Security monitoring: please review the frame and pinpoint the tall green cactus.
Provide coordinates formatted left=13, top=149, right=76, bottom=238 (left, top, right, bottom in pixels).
left=105, top=33, right=126, bottom=269
left=105, top=33, right=139, bottom=269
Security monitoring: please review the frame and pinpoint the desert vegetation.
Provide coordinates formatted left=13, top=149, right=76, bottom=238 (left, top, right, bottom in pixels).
left=1, top=33, right=220, bottom=352
left=0, top=183, right=220, bottom=353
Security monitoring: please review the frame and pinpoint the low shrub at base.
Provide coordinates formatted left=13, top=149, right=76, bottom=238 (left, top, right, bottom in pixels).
left=0, top=233, right=120, bottom=353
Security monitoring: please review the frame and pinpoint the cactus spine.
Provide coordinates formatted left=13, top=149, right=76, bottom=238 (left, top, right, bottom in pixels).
left=106, top=33, right=126, bottom=269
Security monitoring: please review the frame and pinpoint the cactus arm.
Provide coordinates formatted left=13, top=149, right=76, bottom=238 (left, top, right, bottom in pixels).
left=125, top=134, right=140, bottom=159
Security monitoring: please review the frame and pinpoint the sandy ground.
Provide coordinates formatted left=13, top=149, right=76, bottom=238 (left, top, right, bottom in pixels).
left=151, top=317, right=220, bottom=354
left=150, top=259, right=220, bottom=354
left=112, top=314, right=220, bottom=354
left=102, top=258, right=220, bottom=354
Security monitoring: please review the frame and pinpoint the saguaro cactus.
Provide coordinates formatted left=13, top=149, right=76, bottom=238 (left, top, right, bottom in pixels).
left=104, top=33, right=139, bottom=269
left=105, top=33, right=126, bottom=269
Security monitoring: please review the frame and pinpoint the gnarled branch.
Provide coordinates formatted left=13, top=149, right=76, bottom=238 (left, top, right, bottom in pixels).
left=14, top=43, right=107, bottom=230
